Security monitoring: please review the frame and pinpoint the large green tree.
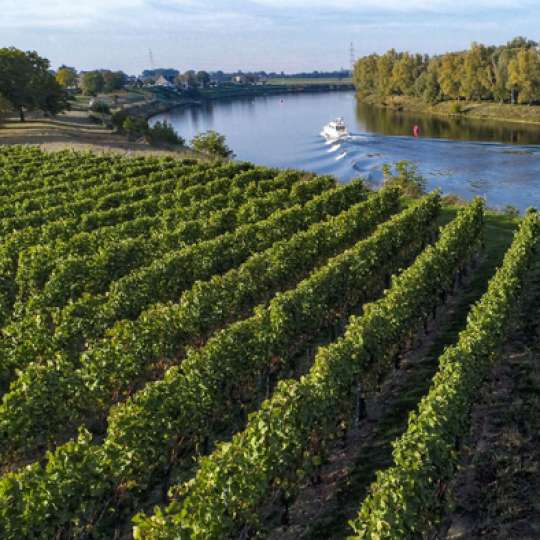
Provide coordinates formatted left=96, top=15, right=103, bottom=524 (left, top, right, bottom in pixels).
left=196, top=70, right=210, bottom=87
left=461, top=44, right=489, bottom=100
left=102, top=70, right=127, bottom=93
left=353, top=54, right=378, bottom=96
left=179, top=70, right=197, bottom=88
left=191, top=130, right=235, bottom=159
left=483, top=49, right=511, bottom=103
left=437, top=53, right=463, bottom=100
left=508, top=48, right=540, bottom=104
left=391, top=53, right=416, bottom=95
left=414, top=60, right=440, bottom=103
left=81, top=71, right=105, bottom=96
left=55, top=65, right=77, bottom=89
left=0, top=47, right=68, bottom=121
left=376, top=50, right=399, bottom=96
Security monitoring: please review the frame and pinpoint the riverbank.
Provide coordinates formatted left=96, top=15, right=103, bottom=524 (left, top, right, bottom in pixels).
left=122, top=96, right=201, bottom=120
left=139, top=82, right=354, bottom=106
left=0, top=93, right=200, bottom=157
left=0, top=110, right=198, bottom=158
left=362, top=94, right=540, bottom=127
left=197, top=82, right=354, bottom=100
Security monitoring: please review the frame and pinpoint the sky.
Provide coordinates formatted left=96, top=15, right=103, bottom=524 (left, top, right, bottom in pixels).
left=2, top=0, right=539, bottom=74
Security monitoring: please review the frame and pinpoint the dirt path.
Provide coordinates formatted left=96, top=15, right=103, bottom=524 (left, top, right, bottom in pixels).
left=441, top=260, right=540, bottom=540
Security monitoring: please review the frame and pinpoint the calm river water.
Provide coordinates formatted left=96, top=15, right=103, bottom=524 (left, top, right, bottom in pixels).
left=150, top=91, right=540, bottom=211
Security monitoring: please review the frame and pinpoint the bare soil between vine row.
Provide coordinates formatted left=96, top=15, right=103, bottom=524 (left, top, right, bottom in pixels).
left=441, top=259, right=540, bottom=540
left=266, top=210, right=519, bottom=539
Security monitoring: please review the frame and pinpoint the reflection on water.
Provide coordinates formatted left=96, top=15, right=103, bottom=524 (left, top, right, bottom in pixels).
left=150, top=91, right=540, bottom=211
left=355, top=102, right=540, bottom=146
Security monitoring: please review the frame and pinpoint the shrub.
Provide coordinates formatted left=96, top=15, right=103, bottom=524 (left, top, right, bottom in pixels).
left=442, top=193, right=468, bottom=206
left=382, top=160, right=426, bottom=197
left=0, top=95, right=12, bottom=125
left=503, top=204, right=520, bottom=218
left=111, top=109, right=128, bottom=130
left=191, top=130, right=235, bottom=160
left=145, top=121, right=184, bottom=146
left=122, top=116, right=148, bottom=140
left=450, top=101, right=463, bottom=114
left=89, top=101, right=110, bottom=114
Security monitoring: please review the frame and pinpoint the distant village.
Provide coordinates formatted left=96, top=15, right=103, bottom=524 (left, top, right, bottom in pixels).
left=61, top=66, right=352, bottom=96
left=145, top=70, right=268, bottom=91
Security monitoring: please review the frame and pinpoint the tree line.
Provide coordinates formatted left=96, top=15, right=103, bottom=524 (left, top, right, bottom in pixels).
left=60, top=68, right=127, bottom=96
left=0, top=48, right=68, bottom=121
left=353, top=37, right=540, bottom=105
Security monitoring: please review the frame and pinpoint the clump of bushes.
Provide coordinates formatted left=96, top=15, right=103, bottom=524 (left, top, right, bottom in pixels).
left=503, top=204, right=520, bottom=218
left=382, top=160, right=426, bottom=197
left=114, top=112, right=184, bottom=146
left=146, top=121, right=184, bottom=146
left=122, top=116, right=149, bottom=141
left=0, top=95, right=12, bottom=126
left=89, top=100, right=110, bottom=114
left=450, top=101, right=463, bottom=114
left=191, top=130, right=235, bottom=160
left=442, top=193, right=468, bottom=206
left=111, top=109, right=129, bottom=130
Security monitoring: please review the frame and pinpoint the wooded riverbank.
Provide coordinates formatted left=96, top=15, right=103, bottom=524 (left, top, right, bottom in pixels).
left=361, top=95, right=540, bottom=127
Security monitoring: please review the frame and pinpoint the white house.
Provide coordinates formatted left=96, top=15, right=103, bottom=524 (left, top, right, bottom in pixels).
left=155, top=75, right=174, bottom=88
left=232, top=74, right=249, bottom=84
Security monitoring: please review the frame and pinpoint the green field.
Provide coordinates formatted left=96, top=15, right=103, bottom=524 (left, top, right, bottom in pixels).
left=0, top=145, right=537, bottom=539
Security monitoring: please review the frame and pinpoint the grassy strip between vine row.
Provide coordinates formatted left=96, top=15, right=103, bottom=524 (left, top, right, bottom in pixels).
left=132, top=197, right=484, bottom=539
left=0, top=191, right=437, bottom=539
left=0, top=161, right=254, bottom=326
left=0, top=179, right=370, bottom=465
left=348, top=208, right=539, bottom=539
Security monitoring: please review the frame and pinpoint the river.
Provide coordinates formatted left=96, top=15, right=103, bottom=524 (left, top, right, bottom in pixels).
left=150, top=91, right=540, bottom=211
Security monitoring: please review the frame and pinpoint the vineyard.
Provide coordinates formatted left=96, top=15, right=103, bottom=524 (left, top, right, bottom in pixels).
left=0, top=145, right=537, bottom=539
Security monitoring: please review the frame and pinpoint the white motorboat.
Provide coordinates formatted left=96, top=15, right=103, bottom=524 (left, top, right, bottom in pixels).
left=322, top=117, right=349, bottom=140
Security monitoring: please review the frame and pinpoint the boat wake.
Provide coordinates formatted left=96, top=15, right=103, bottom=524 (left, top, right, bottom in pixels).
left=335, top=151, right=347, bottom=161
left=349, top=134, right=370, bottom=142
left=327, top=143, right=341, bottom=153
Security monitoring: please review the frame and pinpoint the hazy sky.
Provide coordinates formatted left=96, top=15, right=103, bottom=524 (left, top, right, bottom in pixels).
left=3, top=0, right=539, bottom=74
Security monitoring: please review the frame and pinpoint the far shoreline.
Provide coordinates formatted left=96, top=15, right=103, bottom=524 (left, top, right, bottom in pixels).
left=360, top=94, right=540, bottom=128
left=143, top=83, right=355, bottom=121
